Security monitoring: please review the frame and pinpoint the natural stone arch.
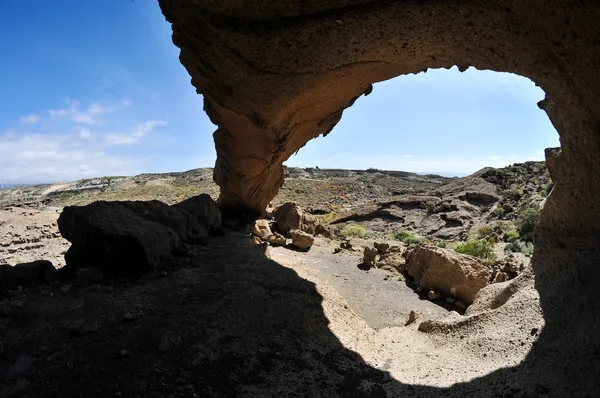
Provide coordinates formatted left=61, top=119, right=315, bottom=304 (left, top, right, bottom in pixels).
left=159, top=0, right=600, bottom=393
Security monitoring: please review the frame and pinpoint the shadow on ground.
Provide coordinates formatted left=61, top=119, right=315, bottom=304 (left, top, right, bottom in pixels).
left=0, top=233, right=598, bottom=397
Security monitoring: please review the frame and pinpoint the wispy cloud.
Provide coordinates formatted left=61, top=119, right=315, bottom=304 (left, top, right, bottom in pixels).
left=19, top=114, right=40, bottom=124
left=403, top=154, right=414, bottom=158
left=2, top=99, right=164, bottom=183
left=104, top=120, right=165, bottom=145
left=47, top=98, right=130, bottom=126
left=489, top=156, right=501, bottom=160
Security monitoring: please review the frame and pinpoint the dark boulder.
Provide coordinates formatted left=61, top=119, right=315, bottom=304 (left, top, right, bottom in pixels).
left=173, top=194, right=222, bottom=233
left=0, top=260, right=57, bottom=290
left=58, top=201, right=183, bottom=278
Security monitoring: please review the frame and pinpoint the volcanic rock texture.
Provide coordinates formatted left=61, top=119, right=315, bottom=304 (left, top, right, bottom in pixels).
left=160, top=1, right=600, bottom=395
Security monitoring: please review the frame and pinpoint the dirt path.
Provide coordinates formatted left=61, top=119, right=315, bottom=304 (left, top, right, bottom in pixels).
left=269, top=240, right=449, bottom=330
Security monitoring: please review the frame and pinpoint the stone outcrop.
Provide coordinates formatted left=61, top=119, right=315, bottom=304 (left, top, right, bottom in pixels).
left=406, top=245, right=491, bottom=304
left=58, top=201, right=183, bottom=277
left=58, top=198, right=221, bottom=278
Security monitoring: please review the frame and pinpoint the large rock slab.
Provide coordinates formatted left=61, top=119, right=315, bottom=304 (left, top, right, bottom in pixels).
left=406, top=245, right=491, bottom=304
left=58, top=201, right=185, bottom=277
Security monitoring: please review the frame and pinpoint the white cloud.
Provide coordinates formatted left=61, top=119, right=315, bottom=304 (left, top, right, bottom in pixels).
left=46, top=98, right=131, bottom=126
left=19, top=114, right=40, bottom=124
left=0, top=132, right=141, bottom=183
left=2, top=99, right=162, bottom=183
left=105, top=120, right=165, bottom=145
left=403, top=154, right=414, bottom=158
left=489, top=156, right=501, bottom=160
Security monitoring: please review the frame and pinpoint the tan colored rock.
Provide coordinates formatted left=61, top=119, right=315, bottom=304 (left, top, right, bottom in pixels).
left=362, top=247, right=378, bottom=267
left=252, top=219, right=272, bottom=240
left=407, top=245, right=491, bottom=304
left=266, top=232, right=287, bottom=246
left=251, top=236, right=262, bottom=245
left=274, top=203, right=303, bottom=234
left=376, top=246, right=407, bottom=273
left=290, top=229, right=314, bottom=250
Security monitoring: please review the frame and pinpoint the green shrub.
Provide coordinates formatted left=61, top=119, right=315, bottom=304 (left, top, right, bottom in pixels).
left=504, top=239, right=534, bottom=256
left=477, top=225, right=495, bottom=239
left=455, top=239, right=497, bottom=262
left=509, top=186, right=524, bottom=199
left=505, top=230, right=520, bottom=242
left=393, top=231, right=412, bottom=241
left=343, top=225, right=366, bottom=238
left=433, top=240, right=449, bottom=248
left=393, top=231, right=427, bottom=247
left=516, top=207, right=540, bottom=242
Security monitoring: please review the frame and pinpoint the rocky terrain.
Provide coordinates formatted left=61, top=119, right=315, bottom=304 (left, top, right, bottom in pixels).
left=0, top=162, right=562, bottom=396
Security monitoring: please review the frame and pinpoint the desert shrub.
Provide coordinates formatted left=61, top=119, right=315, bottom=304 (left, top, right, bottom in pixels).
left=504, top=239, right=534, bottom=255
left=505, top=230, right=520, bottom=242
left=477, top=225, right=495, bottom=239
left=403, top=234, right=428, bottom=247
left=455, top=239, right=497, bottom=262
left=508, top=186, right=524, bottom=199
left=393, top=231, right=411, bottom=241
left=491, top=206, right=505, bottom=218
left=433, top=240, right=449, bottom=248
left=516, top=207, right=540, bottom=242
left=343, top=225, right=366, bottom=238
left=393, top=231, right=427, bottom=247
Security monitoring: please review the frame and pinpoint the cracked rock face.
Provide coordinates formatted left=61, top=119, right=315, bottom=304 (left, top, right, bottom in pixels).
left=159, top=0, right=600, bottom=392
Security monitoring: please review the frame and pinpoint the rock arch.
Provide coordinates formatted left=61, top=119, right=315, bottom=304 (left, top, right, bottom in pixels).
left=159, top=0, right=600, bottom=392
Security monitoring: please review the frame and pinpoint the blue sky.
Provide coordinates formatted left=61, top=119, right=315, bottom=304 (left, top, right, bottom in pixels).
left=0, top=0, right=560, bottom=184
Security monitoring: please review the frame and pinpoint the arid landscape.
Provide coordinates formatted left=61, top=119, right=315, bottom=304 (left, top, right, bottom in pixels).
left=0, top=162, right=554, bottom=396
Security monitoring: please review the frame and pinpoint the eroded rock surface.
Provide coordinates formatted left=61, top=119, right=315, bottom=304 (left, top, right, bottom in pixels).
left=406, top=245, right=491, bottom=304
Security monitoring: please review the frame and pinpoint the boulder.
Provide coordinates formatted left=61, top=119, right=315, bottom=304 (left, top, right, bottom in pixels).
left=376, top=246, right=407, bottom=273
left=274, top=203, right=303, bottom=234
left=173, top=194, right=222, bottom=232
left=252, top=219, right=272, bottom=240
left=0, top=260, right=56, bottom=290
left=374, top=242, right=390, bottom=255
left=406, top=245, right=491, bottom=304
left=362, top=247, right=378, bottom=267
left=58, top=201, right=182, bottom=277
left=119, top=200, right=208, bottom=244
left=266, top=233, right=287, bottom=246
left=290, top=229, right=314, bottom=250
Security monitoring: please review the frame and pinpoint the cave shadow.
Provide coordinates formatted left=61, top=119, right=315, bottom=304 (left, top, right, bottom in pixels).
left=1, top=233, right=598, bottom=397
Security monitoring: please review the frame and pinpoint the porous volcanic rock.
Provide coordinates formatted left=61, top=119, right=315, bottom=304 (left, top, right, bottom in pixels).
left=406, top=245, right=491, bottom=304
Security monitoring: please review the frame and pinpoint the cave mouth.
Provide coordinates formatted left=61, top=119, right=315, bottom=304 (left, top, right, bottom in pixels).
left=159, top=0, right=600, bottom=393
